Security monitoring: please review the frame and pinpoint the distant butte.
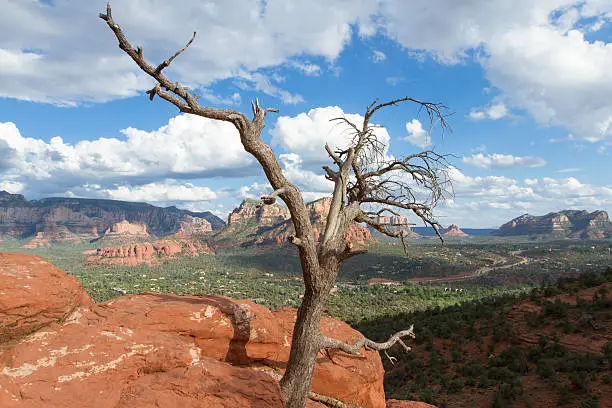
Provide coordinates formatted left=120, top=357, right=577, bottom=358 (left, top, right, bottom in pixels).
left=443, top=224, right=469, bottom=237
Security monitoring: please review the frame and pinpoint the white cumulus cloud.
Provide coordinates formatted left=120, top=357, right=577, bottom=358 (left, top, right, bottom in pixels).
left=0, top=114, right=253, bottom=196
left=463, top=153, right=547, bottom=169
left=0, top=0, right=378, bottom=105
left=403, top=119, right=430, bottom=148
left=270, top=106, right=391, bottom=164
left=100, top=181, right=217, bottom=203
left=468, top=102, right=509, bottom=121
left=374, top=0, right=612, bottom=142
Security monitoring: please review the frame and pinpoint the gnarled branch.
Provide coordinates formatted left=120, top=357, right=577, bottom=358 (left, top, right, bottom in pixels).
left=320, top=325, right=415, bottom=355
left=308, top=391, right=361, bottom=408
left=153, top=31, right=196, bottom=74
left=260, top=186, right=290, bottom=205
left=99, top=2, right=249, bottom=129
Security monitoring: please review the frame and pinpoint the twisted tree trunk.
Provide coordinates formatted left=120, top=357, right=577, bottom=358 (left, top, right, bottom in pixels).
left=280, top=286, right=329, bottom=407
left=99, top=6, right=443, bottom=406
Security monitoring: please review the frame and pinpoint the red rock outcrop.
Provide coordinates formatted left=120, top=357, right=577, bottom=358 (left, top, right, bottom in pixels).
left=0, top=254, right=391, bottom=408
left=175, top=215, right=213, bottom=236
left=374, top=215, right=411, bottom=226
left=495, top=210, right=612, bottom=239
left=20, top=228, right=82, bottom=248
left=86, top=239, right=213, bottom=266
left=228, top=198, right=290, bottom=226
left=247, top=197, right=372, bottom=247
left=0, top=253, right=93, bottom=342
left=103, top=220, right=149, bottom=236
left=442, top=224, right=469, bottom=237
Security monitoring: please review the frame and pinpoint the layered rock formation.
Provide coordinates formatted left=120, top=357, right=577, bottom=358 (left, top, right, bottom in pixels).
left=86, top=239, right=213, bottom=266
left=88, top=220, right=151, bottom=246
left=103, top=220, right=149, bottom=236
left=243, top=197, right=372, bottom=247
left=442, top=224, right=469, bottom=237
left=21, top=227, right=83, bottom=248
left=0, top=191, right=224, bottom=244
left=228, top=198, right=290, bottom=226
left=175, top=215, right=214, bottom=236
left=495, top=210, right=612, bottom=239
left=0, top=253, right=424, bottom=408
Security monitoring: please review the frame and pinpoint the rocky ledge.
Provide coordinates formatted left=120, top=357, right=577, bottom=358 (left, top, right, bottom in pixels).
left=0, top=252, right=433, bottom=407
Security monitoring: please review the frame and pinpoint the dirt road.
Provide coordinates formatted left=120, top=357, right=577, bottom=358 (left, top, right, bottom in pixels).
left=405, top=250, right=530, bottom=283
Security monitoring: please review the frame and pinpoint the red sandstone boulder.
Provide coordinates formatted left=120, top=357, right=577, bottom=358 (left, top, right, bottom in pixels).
left=85, top=294, right=386, bottom=407
left=0, top=253, right=93, bottom=342
left=0, top=320, right=284, bottom=408
left=1, top=292, right=385, bottom=408
left=0, top=254, right=389, bottom=407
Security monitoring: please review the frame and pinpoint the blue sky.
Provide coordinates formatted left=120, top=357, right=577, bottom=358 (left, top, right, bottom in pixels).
left=1, top=0, right=611, bottom=228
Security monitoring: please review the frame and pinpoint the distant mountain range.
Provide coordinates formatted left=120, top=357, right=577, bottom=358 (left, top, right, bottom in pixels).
left=494, top=210, right=611, bottom=240
left=1, top=190, right=610, bottom=248
left=0, top=191, right=225, bottom=246
left=412, top=226, right=496, bottom=237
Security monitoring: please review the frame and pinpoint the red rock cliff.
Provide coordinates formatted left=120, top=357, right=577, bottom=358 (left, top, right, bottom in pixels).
left=245, top=196, right=372, bottom=247
left=87, top=239, right=213, bottom=266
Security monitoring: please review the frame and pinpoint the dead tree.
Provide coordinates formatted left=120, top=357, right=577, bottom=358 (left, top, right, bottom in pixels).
left=100, top=4, right=452, bottom=407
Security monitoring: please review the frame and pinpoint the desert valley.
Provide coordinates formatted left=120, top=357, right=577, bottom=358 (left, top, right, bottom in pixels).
left=1, top=191, right=611, bottom=407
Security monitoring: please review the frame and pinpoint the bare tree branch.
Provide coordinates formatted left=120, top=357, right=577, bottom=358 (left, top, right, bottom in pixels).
left=260, top=187, right=290, bottom=205
left=153, top=31, right=196, bottom=75
left=320, top=326, right=415, bottom=355
left=308, top=392, right=361, bottom=408
left=364, top=97, right=452, bottom=138
left=99, top=2, right=254, bottom=134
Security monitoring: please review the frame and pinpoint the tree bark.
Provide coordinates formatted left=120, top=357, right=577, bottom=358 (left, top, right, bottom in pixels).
left=280, top=286, right=328, bottom=407
left=280, top=262, right=338, bottom=408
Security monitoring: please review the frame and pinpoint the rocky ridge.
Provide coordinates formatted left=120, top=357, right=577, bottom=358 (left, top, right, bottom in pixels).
left=495, top=210, right=612, bottom=239
left=0, top=191, right=224, bottom=244
left=242, top=197, right=372, bottom=247
left=228, top=198, right=290, bottom=226
left=86, top=239, right=214, bottom=266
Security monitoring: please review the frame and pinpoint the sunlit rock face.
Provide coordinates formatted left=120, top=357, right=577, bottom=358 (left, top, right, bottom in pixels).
left=0, top=191, right=223, bottom=246
left=495, top=210, right=612, bottom=239
left=227, top=198, right=290, bottom=226
left=238, top=196, right=372, bottom=247
left=443, top=224, right=469, bottom=237
left=86, top=239, right=214, bottom=266
left=0, top=253, right=387, bottom=408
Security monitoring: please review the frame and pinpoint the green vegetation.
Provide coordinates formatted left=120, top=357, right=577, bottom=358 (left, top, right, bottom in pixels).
left=355, top=269, right=612, bottom=407
left=1, top=236, right=611, bottom=407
